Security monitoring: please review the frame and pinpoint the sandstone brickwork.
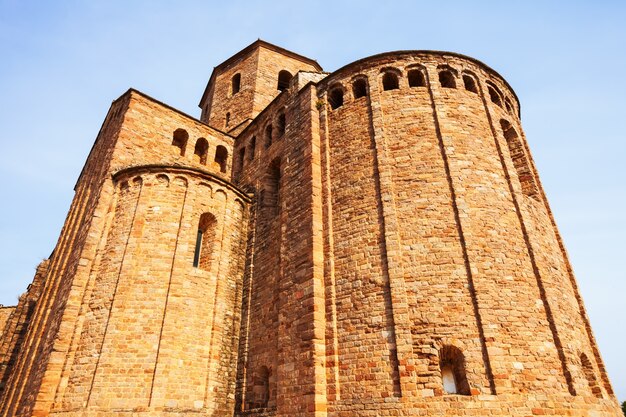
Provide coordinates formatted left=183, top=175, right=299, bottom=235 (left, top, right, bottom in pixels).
left=0, top=40, right=620, bottom=417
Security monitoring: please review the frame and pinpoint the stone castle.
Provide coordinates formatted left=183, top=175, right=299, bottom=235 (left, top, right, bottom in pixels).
left=0, top=40, right=621, bottom=417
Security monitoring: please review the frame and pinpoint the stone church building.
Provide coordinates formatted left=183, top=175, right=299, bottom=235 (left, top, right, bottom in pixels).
left=0, top=40, right=621, bottom=417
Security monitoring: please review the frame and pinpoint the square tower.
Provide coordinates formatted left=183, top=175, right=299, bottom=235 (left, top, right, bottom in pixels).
left=198, top=40, right=322, bottom=135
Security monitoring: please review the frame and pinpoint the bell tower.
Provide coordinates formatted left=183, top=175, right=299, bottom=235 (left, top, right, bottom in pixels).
left=198, top=40, right=322, bottom=135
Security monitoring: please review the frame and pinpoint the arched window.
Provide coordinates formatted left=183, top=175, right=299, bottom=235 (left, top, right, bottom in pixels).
left=193, top=213, right=217, bottom=270
left=505, top=97, right=514, bottom=114
left=172, top=128, right=188, bottom=156
left=215, top=145, right=228, bottom=173
left=352, top=78, right=367, bottom=99
left=408, top=69, right=426, bottom=87
left=277, top=70, right=292, bottom=91
left=248, top=136, right=256, bottom=160
left=328, top=88, right=344, bottom=109
left=488, top=84, right=503, bottom=107
left=277, top=113, right=286, bottom=137
left=264, top=124, right=273, bottom=149
left=439, top=70, right=456, bottom=88
left=439, top=345, right=470, bottom=395
left=463, top=74, right=478, bottom=93
left=382, top=72, right=399, bottom=90
left=194, top=138, right=209, bottom=165
left=580, top=353, right=603, bottom=398
left=225, top=112, right=231, bottom=129
left=231, top=73, right=241, bottom=96
left=500, top=119, right=539, bottom=199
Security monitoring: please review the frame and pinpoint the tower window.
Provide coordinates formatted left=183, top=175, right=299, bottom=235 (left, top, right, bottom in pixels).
left=439, top=70, right=456, bottom=88
left=439, top=345, right=470, bottom=395
left=194, top=138, right=209, bottom=165
left=225, top=112, right=231, bottom=129
left=215, top=145, right=228, bottom=173
left=382, top=72, right=399, bottom=91
left=193, top=213, right=217, bottom=270
left=277, top=70, right=292, bottom=91
left=408, top=69, right=426, bottom=87
left=352, top=78, right=367, bottom=98
left=500, top=119, right=539, bottom=199
left=277, top=113, right=286, bottom=137
left=172, top=128, right=188, bottom=156
left=231, top=73, right=241, bottom=96
left=264, top=124, right=273, bottom=149
left=488, top=84, right=503, bottom=107
left=463, top=75, right=478, bottom=93
left=328, top=88, right=344, bottom=109
left=248, top=136, right=256, bottom=160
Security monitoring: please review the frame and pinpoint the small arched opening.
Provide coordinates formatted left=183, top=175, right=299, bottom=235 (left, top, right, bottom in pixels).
left=277, top=70, right=292, bottom=91
left=352, top=78, right=367, bottom=99
left=215, top=145, right=228, bottom=173
left=193, top=213, right=217, bottom=270
left=439, top=345, right=470, bottom=395
left=408, top=69, right=426, bottom=87
left=231, top=73, right=241, bottom=96
left=194, top=138, right=209, bottom=165
left=439, top=70, right=456, bottom=89
left=172, top=128, right=188, bottom=156
left=463, top=74, right=478, bottom=93
left=488, top=84, right=503, bottom=107
left=328, top=88, right=344, bottom=109
left=382, top=71, right=399, bottom=91
left=500, top=119, right=539, bottom=199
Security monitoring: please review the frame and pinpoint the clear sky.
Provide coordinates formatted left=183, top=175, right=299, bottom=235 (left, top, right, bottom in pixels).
left=0, top=0, right=624, bottom=403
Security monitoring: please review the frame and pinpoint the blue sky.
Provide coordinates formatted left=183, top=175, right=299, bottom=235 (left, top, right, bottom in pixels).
left=0, top=0, right=624, bottom=402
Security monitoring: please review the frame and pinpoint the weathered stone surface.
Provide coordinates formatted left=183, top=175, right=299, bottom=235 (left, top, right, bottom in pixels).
left=0, top=40, right=620, bottom=417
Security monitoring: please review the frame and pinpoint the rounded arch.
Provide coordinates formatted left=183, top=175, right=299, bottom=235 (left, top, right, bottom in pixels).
left=194, top=138, right=209, bottom=165
left=381, top=68, right=400, bottom=91
left=462, top=72, right=478, bottom=93
left=438, top=66, right=457, bottom=89
left=439, top=345, right=470, bottom=395
left=351, top=76, right=368, bottom=99
left=155, top=173, right=170, bottom=186
left=215, top=145, right=228, bottom=173
left=328, top=85, right=344, bottom=109
left=277, top=70, right=292, bottom=91
left=407, top=66, right=426, bottom=87
left=487, top=81, right=504, bottom=107
left=500, top=119, right=539, bottom=199
left=193, top=212, right=217, bottom=270
left=172, top=128, right=188, bottom=156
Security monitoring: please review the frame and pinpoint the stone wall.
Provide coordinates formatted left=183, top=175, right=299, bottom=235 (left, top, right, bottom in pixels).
left=0, top=43, right=621, bottom=417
